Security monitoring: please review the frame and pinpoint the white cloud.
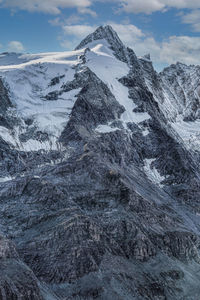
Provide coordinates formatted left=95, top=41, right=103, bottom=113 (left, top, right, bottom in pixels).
left=62, top=24, right=96, bottom=38
left=120, top=0, right=165, bottom=14
left=163, top=0, right=200, bottom=9
left=109, top=23, right=145, bottom=41
left=1, top=0, right=92, bottom=14
left=65, top=14, right=84, bottom=25
left=118, top=0, right=200, bottom=14
left=160, top=35, right=200, bottom=65
left=121, top=31, right=200, bottom=66
left=8, top=41, right=24, bottom=52
left=181, top=10, right=200, bottom=32
left=49, top=17, right=62, bottom=26
left=60, top=39, right=77, bottom=49
left=61, top=24, right=96, bottom=49
left=2, top=0, right=200, bottom=16
left=49, top=14, right=85, bottom=28
left=77, top=7, right=97, bottom=17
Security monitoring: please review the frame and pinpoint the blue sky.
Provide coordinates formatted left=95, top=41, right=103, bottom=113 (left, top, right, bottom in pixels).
left=1, top=0, right=200, bottom=70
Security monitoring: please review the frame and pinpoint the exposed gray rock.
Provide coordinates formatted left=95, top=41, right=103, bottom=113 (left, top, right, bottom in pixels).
left=0, top=234, right=45, bottom=299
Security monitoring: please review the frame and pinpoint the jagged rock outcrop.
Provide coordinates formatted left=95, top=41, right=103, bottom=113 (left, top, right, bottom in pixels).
left=160, top=62, right=200, bottom=121
left=0, top=234, right=46, bottom=299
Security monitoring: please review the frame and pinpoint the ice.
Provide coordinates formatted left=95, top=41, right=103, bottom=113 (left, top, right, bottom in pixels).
left=0, top=176, right=14, bottom=183
left=0, top=126, right=18, bottom=147
left=96, top=124, right=119, bottom=133
left=142, top=128, right=150, bottom=136
left=0, top=55, right=82, bottom=151
left=172, top=119, right=200, bottom=151
left=143, top=158, right=165, bottom=187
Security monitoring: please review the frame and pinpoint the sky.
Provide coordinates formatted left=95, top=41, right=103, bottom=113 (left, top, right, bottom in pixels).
left=1, top=0, right=200, bottom=70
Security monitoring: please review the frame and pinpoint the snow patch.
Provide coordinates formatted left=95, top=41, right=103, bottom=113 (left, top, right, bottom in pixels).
left=143, top=158, right=165, bottom=187
left=0, top=176, right=14, bottom=183
left=142, top=128, right=150, bottom=136
left=96, top=124, right=119, bottom=133
left=0, top=126, right=18, bottom=147
left=172, top=119, right=200, bottom=151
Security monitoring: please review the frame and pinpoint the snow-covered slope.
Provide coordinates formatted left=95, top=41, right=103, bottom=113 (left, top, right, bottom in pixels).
left=141, top=58, right=200, bottom=152
left=0, top=32, right=150, bottom=151
left=159, top=63, right=200, bottom=151
left=0, top=51, right=84, bottom=150
left=85, top=41, right=150, bottom=128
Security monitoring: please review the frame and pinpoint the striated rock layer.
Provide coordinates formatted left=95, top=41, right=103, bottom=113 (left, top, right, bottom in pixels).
left=0, top=25, right=200, bottom=299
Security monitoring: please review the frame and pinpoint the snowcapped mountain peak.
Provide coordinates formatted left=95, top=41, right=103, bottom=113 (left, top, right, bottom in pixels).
left=75, top=25, right=129, bottom=63
left=75, top=25, right=122, bottom=49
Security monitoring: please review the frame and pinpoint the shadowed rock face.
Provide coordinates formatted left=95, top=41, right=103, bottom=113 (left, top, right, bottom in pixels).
left=0, top=26, right=200, bottom=299
left=0, top=78, right=12, bottom=112
left=0, top=234, right=44, bottom=299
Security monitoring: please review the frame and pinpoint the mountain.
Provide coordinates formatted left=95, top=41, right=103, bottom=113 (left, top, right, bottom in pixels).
left=0, top=25, right=200, bottom=299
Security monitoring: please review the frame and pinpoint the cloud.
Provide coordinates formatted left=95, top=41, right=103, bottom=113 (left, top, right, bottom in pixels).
left=77, top=7, right=97, bottom=17
left=62, top=24, right=96, bottom=38
left=2, top=0, right=200, bottom=16
left=181, top=10, right=200, bottom=32
left=3, top=0, right=200, bottom=16
left=119, top=0, right=165, bottom=14
left=49, top=14, right=85, bottom=28
left=109, top=23, right=145, bottom=41
left=8, top=41, right=24, bottom=52
left=118, top=0, right=200, bottom=14
left=49, top=17, right=63, bottom=26
left=60, top=24, right=96, bottom=49
left=160, top=35, right=200, bottom=65
left=1, top=0, right=93, bottom=14
left=60, top=39, right=77, bottom=49
left=121, top=31, right=200, bottom=66
left=65, top=14, right=84, bottom=25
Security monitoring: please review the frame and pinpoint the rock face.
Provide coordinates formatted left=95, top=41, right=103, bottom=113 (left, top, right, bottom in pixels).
left=0, top=25, right=200, bottom=299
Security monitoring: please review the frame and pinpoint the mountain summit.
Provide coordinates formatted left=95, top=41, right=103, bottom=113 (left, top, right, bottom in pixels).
left=76, top=25, right=124, bottom=49
left=76, top=25, right=129, bottom=62
left=0, top=26, right=199, bottom=299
